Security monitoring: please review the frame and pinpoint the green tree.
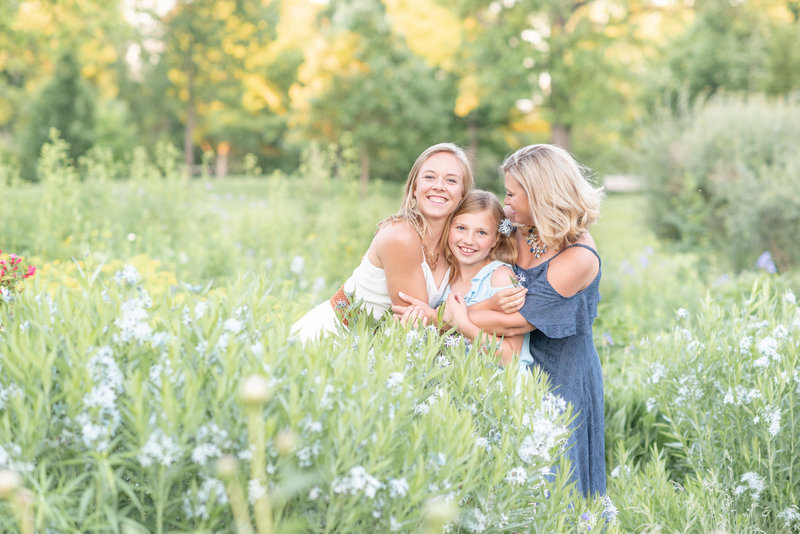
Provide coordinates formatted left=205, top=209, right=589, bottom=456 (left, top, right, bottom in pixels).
left=292, top=0, right=457, bottom=193
left=654, top=0, right=800, bottom=106
left=440, top=0, right=642, bottom=173
left=19, top=51, right=96, bottom=180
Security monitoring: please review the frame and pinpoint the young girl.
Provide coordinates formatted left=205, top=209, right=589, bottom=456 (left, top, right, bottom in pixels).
left=396, top=189, right=531, bottom=367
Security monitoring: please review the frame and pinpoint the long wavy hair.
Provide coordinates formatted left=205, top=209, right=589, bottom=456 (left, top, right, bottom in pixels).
left=443, top=190, right=517, bottom=284
left=378, top=143, right=475, bottom=239
left=502, top=144, right=604, bottom=250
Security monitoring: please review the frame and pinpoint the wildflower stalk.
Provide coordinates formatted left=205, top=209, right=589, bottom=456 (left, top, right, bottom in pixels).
left=0, top=472, right=33, bottom=534
left=247, top=407, right=273, bottom=534
left=218, top=457, right=255, bottom=534
left=242, top=375, right=274, bottom=534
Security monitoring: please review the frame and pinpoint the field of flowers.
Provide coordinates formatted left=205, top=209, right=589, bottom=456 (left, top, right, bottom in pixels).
left=1, top=142, right=798, bottom=533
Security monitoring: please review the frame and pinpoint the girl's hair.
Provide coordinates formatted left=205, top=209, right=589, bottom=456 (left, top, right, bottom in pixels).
left=502, top=144, right=604, bottom=250
left=379, top=142, right=475, bottom=238
left=444, top=189, right=517, bottom=284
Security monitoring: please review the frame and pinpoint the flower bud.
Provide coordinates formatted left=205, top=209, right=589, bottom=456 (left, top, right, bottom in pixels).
left=423, top=496, right=457, bottom=532
left=275, top=429, right=298, bottom=456
left=241, top=375, right=272, bottom=405
left=216, top=455, right=238, bottom=480
left=0, top=470, right=21, bottom=498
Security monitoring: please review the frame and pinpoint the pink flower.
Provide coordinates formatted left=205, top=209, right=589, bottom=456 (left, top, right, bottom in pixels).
left=24, top=265, right=36, bottom=279
left=9, top=254, right=21, bottom=265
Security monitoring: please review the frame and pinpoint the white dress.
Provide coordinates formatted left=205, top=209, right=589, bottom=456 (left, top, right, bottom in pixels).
left=290, top=253, right=449, bottom=344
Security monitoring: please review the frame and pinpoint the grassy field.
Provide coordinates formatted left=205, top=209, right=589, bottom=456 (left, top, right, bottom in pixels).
left=0, top=158, right=798, bottom=533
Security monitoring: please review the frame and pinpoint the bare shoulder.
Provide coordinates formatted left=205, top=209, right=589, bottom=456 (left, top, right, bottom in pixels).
left=490, top=264, right=516, bottom=288
left=548, top=234, right=599, bottom=297
left=372, top=220, right=423, bottom=261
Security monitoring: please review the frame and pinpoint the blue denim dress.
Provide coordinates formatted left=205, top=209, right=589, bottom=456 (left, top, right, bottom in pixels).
left=515, top=244, right=606, bottom=497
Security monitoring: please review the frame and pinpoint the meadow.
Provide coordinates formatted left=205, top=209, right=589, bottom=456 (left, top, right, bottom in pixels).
left=0, top=143, right=799, bottom=533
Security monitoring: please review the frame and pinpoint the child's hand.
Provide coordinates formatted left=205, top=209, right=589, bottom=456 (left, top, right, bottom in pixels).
left=442, top=293, right=469, bottom=327
left=489, top=286, right=527, bottom=314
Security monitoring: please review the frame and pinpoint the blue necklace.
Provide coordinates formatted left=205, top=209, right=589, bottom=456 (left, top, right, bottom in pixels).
left=526, top=226, right=548, bottom=258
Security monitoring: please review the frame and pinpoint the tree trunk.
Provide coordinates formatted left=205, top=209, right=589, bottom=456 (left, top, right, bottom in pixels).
left=359, top=149, right=369, bottom=199
left=216, top=141, right=230, bottom=178
left=184, top=97, right=195, bottom=178
left=551, top=123, right=571, bottom=152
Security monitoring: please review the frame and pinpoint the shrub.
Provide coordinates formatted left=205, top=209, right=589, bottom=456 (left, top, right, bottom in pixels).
left=638, top=94, right=800, bottom=272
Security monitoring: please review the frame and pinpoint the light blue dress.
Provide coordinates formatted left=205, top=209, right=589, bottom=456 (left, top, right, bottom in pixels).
left=442, top=261, right=533, bottom=366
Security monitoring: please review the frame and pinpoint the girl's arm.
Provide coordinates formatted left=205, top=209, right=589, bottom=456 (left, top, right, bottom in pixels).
left=442, top=294, right=528, bottom=365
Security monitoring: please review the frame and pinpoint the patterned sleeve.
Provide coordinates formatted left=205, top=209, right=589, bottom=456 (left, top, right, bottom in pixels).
left=517, top=277, right=579, bottom=338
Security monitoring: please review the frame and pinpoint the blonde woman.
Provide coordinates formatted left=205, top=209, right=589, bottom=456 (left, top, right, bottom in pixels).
left=447, top=144, right=606, bottom=497
left=291, top=142, right=474, bottom=343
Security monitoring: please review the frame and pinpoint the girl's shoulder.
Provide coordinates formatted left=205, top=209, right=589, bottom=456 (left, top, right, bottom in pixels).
left=488, top=262, right=516, bottom=288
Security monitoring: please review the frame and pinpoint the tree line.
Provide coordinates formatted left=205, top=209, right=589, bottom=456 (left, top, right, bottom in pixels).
left=1, top=0, right=798, bottom=185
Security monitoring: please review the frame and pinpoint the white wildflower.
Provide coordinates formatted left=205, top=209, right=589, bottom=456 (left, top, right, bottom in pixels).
left=734, top=471, right=765, bottom=501
left=302, top=418, right=323, bottom=434
left=414, top=403, right=430, bottom=416
left=462, top=507, right=488, bottom=533
left=649, top=363, right=666, bottom=384
left=762, top=405, right=781, bottom=437
left=757, top=336, right=779, bottom=360
left=675, top=308, right=688, bottom=319
left=645, top=397, right=657, bottom=412
left=114, top=297, right=152, bottom=344
left=308, top=486, right=322, bottom=500
left=739, top=335, right=753, bottom=354
left=224, top=318, right=243, bottom=334
left=138, top=429, right=181, bottom=467
left=290, top=256, right=305, bottom=275
left=388, top=477, right=409, bottom=498
left=192, top=443, right=222, bottom=466
left=772, top=325, right=788, bottom=340
left=248, top=479, right=267, bottom=503
left=602, top=495, right=619, bottom=524
left=777, top=506, right=800, bottom=527
left=753, top=355, right=770, bottom=368
left=296, top=441, right=320, bottom=468
left=385, top=372, right=404, bottom=395
left=783, top=291, right=797, bottom=305
left=475, top=437, right=489, bottom=451
left=331, top=466, right=383, bottom=499
left=505, top=466, right=527, bottom=486
left=444, top=334, right=461, bottom=348
left=115, top=264, right=141, bottom=285
left=194, top=301, right=207, bottom=318
left=610, top=465, right=631, bottom=479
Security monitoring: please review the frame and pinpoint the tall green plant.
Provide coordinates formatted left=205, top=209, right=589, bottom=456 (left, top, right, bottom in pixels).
left=638, top=94, right=800, bottom=271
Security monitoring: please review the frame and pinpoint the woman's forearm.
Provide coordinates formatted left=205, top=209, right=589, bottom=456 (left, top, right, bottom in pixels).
left=468, top=309, right=533, bottom=337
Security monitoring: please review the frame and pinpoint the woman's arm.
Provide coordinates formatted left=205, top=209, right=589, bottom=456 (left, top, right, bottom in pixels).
left=370, top=222, right=429, bottom=307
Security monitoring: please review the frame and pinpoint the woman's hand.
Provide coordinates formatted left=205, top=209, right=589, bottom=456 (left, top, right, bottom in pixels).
left=487, top=286, right=527, bottom=314
left=392, top=291, right=436, bottom=328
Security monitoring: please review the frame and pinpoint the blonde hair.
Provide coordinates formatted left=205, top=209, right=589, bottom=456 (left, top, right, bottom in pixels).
left=444, top=189, right=517, bottom=284
left=379, top=143, right=474, bottom=238
left=502, top=144, right=604, bottom=250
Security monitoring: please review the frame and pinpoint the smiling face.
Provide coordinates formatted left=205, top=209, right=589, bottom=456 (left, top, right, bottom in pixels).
left=447, top=209, right=499, bottom=270
left=412, top=152, right=466, bottom=222
left=503, top=172, right=534, bottom=226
